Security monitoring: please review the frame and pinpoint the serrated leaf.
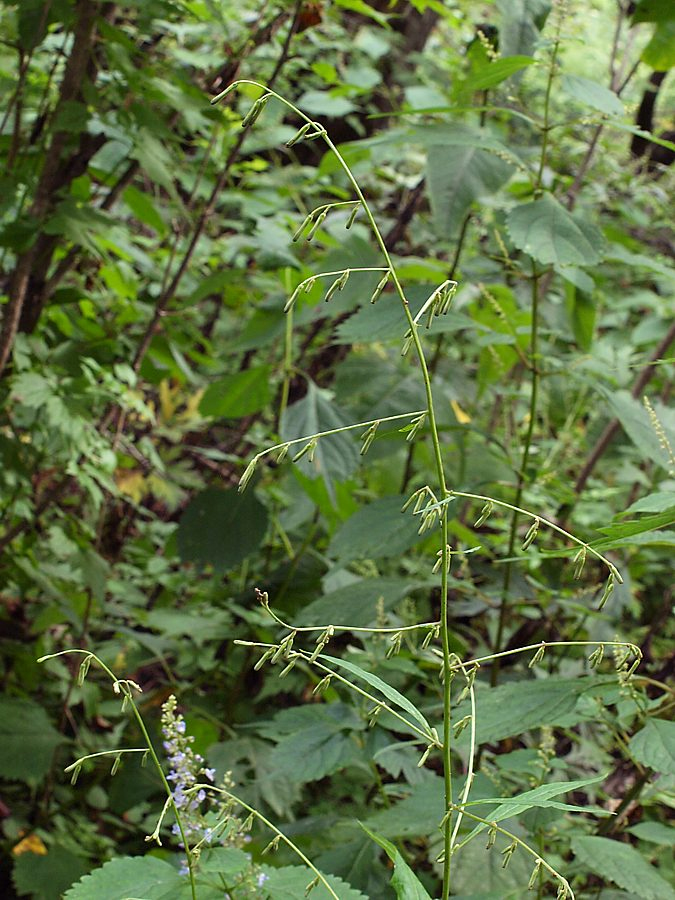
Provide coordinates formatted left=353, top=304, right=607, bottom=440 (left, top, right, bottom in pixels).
left=297, top=577, right=421, bottom=628
left=596, top=508, right=675, bottom=541
left=262, top=864, right=368, bottom=900
left=328, top=496, right=422, bottom=562
left=280, top=382, right=359, bottom=496
left=628, top=719, right=675, bottom=775
left=561, top=75, right=624, bottom=115
left=199, top=366, right=271, bottom=418
left=422, top=125, right=515, bottom=237
left=572, top=836, right=675, bottom=899
left=267, top=704, right=364, bottom=784
left=623, top=492, right=675, bottom=515
left=63, top=856, right=184, bottom=899
left=176, top=488, right=268, bottom=572
left=320, top=654, right=433, bottom=736
left=628, top=821, right=675, bottom=845
left=361, top=825, right=432, bottom=900
left=0, top=697, right=66, bottom=784
left=506, top=193, right=603, bottom=266
left=13, top=847, right=89, bottom=900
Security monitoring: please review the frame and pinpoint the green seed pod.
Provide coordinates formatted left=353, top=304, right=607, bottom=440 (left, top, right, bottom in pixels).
left=370, top=272, right=390, bottom=303
left=528, top=858, right=542, bottom=890
left=528, top=643, right=546, bottom=669
left=599, top=574, right=615, bottom=609
left=111, top=754, right=122, bottom=776
left=77, top=654, right=92, bottom=686
left=501, top=840, right=517, bottom=869
left=241, top=94, right=269, bottom=128
left=292, top=214, right=314, bottom=243
left=345, top=203, right=360, bottom=229
left=474, top=500, right=493, bottom=528
left=70, top=764, right=82, bottom=786
left=573, top=546, right=587, bottom=579
left=522, top=517, right=539, bottom=550
left=286, top=122, right=311, bottom=147
left=238, top=457, right=258, bottom=492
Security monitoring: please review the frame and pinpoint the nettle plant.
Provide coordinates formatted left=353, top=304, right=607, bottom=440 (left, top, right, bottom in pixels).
left=39, top=48, right=663, bottom=897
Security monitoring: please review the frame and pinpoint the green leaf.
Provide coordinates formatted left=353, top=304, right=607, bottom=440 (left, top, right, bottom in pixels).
left=462, top=775, right=607, bottom=842
left=631, top=0, right=675, bottom=23
left=571, top=836, right=675, bottom=899
left=628, top=718, right=675, bottom=775
left=426, top=129, right=514, bottom=237
left=506, top=193, right=603, bottom=266
left=281, top=382, right=360, bottom=495
left=13, top=847, right=89, bottom=900
left=132, top=128, right=176, bottom=193
left=604, top=391, right=675, bottom=470
left=63, top=856, right=184, bottom=899
left=361, top=824, right=432, bottom=900
left=328, top=496, right=423, bottom=562
left=200, top=367, right=272, bottom=418
left=267, top=703, right=364, bottom=784
left=561, top=75, right=624, bottom=116
left=176, top=488, right=268, bottom=573
left=11, top=372, right=54, bottom=407
left=565, top=286, right=596, bottom=351
left=642, top=18, right=675, bottom=68
left=320, top=653, right=434, bottom=736
left=628, top=821, right=675, bottom=845
left=123, top=185, right=167, bottom=235
left=262, top=865, right=368, bottom=900
left=297, top=577, right=421, bottom=628
left=363, top=776, right=446, bottom=837
left=596, top=508, right=675, bottom=541
left=198, top=847, right=252, bottom=877
left=623, top=492, right=675, bottom=514
left=449, top=833, right=534, bottom=898
left=461, top=55, right=536, bottom=92
left=0, top=697, right=66, bottom=784
left=463, top=677, right=595, bottom=745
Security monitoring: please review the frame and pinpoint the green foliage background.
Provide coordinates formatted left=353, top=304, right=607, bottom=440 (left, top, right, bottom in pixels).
left=0, top=0, right=673, bottom=897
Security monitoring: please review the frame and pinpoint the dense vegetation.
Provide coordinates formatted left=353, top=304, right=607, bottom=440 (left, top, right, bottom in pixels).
left=0, top=1, right=673, bottom=898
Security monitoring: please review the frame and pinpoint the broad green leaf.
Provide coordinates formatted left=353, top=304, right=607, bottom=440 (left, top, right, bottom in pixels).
left=461, top=55, right=535, bottom=92
left=297, top=577, right=422, bottom=627
left=506, top=193, right=603, bottom=266
left=565, top=286, right=596, bottom=351
left=11, top=372, right=54, bottom=407
left=449, top=831, right=534, bottom=897
left=642, top=18, right=675, bottom=68
left=628, top=821, right=675, bottom=845
left=596, top=508, right=675, bottom=541
left=0, top=697, right=66, bottom=784
left=63, top=856, right=184, bottom=899
left=631, top=0, right=675, bottom=23
left=605, top=391, right=675, bottom=470
left=298, top=90, right=356, bottom=117
left=361, top=825, right=433, bottom=900
left=198, top=847, right=253, bottom=877
left=561, top=75, right=624, bottom=116
left=281, top=382, right=360, bottom=495
left=262, top=865, right=368, bottom=900
left=572, top=836, right=675, bottom=899
left=123, top=185, right=166, bottom=235
left=422, top=125, right=515, bottom=237
left=320, top=653, right=434, bottom=736
left=13, top=847, right=89, bottom=900
left=176, top=488, right=268, bottom=572
left=328, top=496, right=422, bottom=562
left=623, top=492, right=675, bottom=514
left=461, top=677, right=596, bottom=746
left=628, top=718, right=675, bottom=775
left=267, top=703, right=365, bottom=784
left=363, top=776, right=445, bottom=837
left=200, top=366, right=272, bottom=418
left=132, top=128, right=176, bottom=193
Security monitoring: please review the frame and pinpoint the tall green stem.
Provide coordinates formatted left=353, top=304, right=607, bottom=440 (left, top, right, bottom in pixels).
left=491, top=8, right=562, bottom=683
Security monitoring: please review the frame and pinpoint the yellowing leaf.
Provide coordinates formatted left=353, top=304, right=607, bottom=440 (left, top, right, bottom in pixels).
left=115, top=470, right=146, bottom=502
left=451, top=399, right=471, bottom=424
left=13, top=834, right=48, bottom=856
